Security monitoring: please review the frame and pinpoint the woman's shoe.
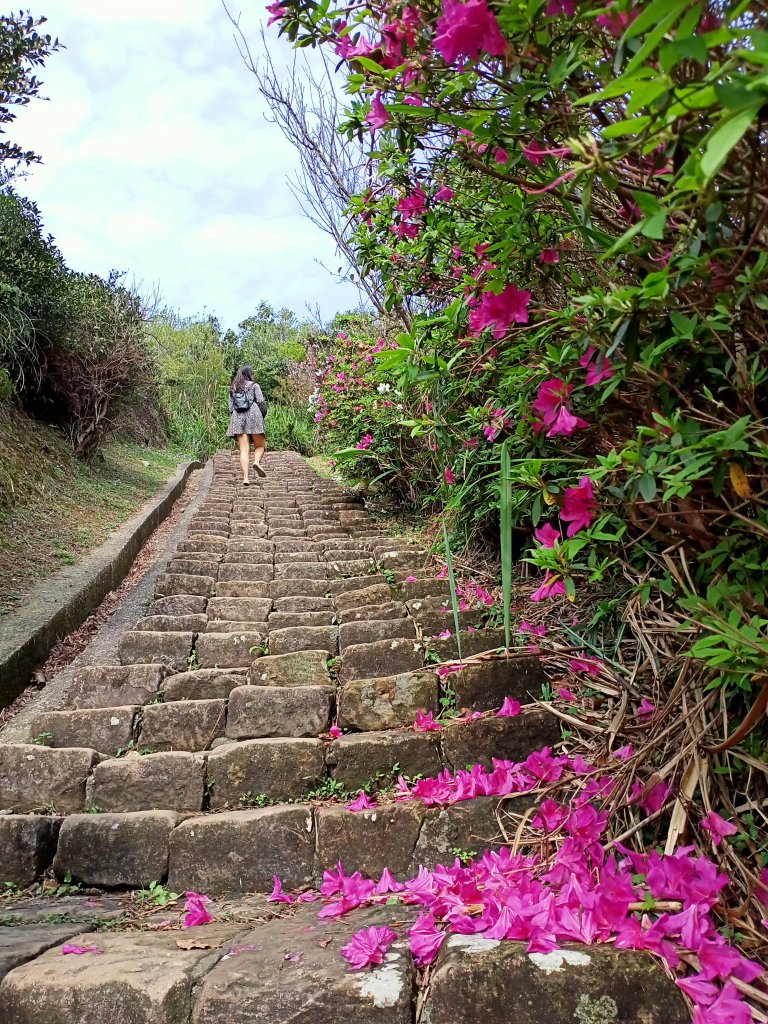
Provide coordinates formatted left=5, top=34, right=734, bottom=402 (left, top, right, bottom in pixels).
left=242, top=479, right=250, bottom=486
left=253, top=463, right=267, bottom=478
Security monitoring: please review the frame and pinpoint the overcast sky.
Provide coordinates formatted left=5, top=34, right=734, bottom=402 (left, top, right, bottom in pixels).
left=12, top=0, right=361, bottom=330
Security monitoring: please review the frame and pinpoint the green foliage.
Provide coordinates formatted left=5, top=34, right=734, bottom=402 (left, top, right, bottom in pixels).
left=136, top=881, right=180, bottom=906
left=0, top=11, right=60, bottom=167
left=277, top=0, right=768, bottom=715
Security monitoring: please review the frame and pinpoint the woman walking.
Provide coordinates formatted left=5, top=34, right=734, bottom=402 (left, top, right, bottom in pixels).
left=227, top=365, right=268, bottom=485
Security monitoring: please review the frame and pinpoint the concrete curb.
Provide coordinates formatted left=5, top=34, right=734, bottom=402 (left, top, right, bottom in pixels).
left=0, top=459, right=203, bottom=708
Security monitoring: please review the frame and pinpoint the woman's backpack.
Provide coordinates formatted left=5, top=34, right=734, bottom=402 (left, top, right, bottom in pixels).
left=232, top=387, right=254, bottom=413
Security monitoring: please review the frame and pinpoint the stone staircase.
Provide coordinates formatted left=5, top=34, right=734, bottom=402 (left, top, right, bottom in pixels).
left=0, top=451, right=688, bottom=1023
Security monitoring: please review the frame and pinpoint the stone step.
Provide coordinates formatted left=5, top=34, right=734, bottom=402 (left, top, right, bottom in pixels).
left=226, top=685, right=331, bottom=739
left=339, top=637, right=424, bottom=682
left=338, top=618, right=416, bottom=651
left=67, top=664, right=166, bottom=710
left=118, top=631, right=194, bottom=671
left=0, top=744, right=100, bottom=813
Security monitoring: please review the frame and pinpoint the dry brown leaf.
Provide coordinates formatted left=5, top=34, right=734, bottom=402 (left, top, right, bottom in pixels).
left=729, top=462, right=752, bottom=499
left=176, top=938, right=212, bottom=950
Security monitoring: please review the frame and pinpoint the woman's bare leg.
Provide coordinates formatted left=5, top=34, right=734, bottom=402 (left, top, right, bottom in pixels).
left=237, top=434, right=250, bottom=483
left=252, top=434, right=266, bottom=477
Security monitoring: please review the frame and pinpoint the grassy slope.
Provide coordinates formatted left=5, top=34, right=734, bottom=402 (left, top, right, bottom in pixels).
left=0, top=404, right=186, bottom=617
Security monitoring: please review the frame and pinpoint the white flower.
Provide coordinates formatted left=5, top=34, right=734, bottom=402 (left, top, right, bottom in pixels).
left=377, top=382, right=392, bottom=394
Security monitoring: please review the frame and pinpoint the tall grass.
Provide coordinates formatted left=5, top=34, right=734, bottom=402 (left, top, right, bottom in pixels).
left=266, top=404, right=317, bottom=456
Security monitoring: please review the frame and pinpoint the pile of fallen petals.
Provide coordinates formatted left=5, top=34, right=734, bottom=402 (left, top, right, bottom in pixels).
left=267, top=749, right=765, bottom=1024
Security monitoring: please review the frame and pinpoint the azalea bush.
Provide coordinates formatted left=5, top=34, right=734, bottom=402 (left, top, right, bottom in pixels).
left=271, top=0, right=768, bottom=700
left=268, top=0, right=768, bottom=999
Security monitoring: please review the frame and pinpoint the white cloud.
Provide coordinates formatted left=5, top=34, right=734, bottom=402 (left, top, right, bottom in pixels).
left=11, top=0, right=362, bottom=327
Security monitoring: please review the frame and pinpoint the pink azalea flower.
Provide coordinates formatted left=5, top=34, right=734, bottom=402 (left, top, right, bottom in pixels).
left=521, top=140, right=570, bottom=166
left=637, top=698, right=656, bottom=719
left=397, top=187, right=426, bottom=216
left=612, top=744, right=634, bottom=761
left=482, top=407, right=511, bottom=442
left=469, top=283, right=531, bottom=338
left=268, top=876, right=295, bottom=904
left=701, top=811, right=738, bottom=848
left=569, top=653, right=603, bottom=676
left=445, top=466, right=455, bottom=485
left=415, top=709, right=443, bottom=731
left=374, top=868, right=405, bottom=895
left=329, top=725, right=343, bottom=738
left=691, top=981, right=753, bottom=1024
left=347, top=791, right=377, bottom=812
left=356, top=433, right=374, bottom=450
left=545, top=0, right=576, bottom=15
left=341, top=925, right=398, bottom=971
left=433, top=0, right=508, bottom=65
left=436, top=663, right=464, bottom=678
left=580, top=345, right=615, bottom=386
left=266, top=2, right=289, bottom=26
left=408, top=912, right=446, bottom=966
left=596, top=4, right=638, bottom=37
left=538, top=248, right=560, bottom=264
left=496, top=697, right=521, bottom=717
left=405, top=575, right=418, bottom=582
left=534, top=523, right=560, bottom=548
left=366, top=92, right=390, bottom=130
left=62, top=944, right=103, bottom=955
left=558, top=687, right=576, bottom=701
left=435, top=185, right=455, bottom=201
left=494, top=147, right=508, bottom=164
left=629, top=778, right=672, bottom=816
left=183, top=891, right=212, bottom=927
left=520, top=620, right=547, bottom=637
left=531, top=379, right=589, bottom=437
left=559, top=476, right=598, bottom=536
left=530, top=572, right=567, bottom=601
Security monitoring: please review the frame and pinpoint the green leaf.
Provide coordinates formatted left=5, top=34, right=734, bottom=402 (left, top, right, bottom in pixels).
left=700, top=104, right=760, bottom=182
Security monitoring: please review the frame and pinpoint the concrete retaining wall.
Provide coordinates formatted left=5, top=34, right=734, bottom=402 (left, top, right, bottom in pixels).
left=0, top=459, right=202, bottom=708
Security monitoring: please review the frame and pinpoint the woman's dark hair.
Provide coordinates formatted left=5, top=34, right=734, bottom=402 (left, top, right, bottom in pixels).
left=231, top=365, right=254, bottom=393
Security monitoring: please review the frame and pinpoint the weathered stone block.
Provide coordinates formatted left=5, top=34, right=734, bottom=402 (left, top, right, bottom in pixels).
left=227, top=685, right=330, bottom=739
left=68, top=664, right=166, bottom=710
left=0, top=745, right=99, bottom=814
left=118, top=630, right=194, bottom=672
left=226, top=538, right=274, bottom=553
left=339, top=618, right=416, bottom=650
left=206, top=597, right=272, bottom=622
left=192, top=904, right=415, bottom=1023
left=30, top=707, right=136, bottom=756
left=214, top=580, right=270, bottom=599
left=247, top=650, right=331, bottom=688
left=207, top=738, right=325, bottom=805
left=168, top=806, right=315, bottom=894
left=339, top=601, right=407, bottom=623
left=134, top=614, right=207, bottom=634
left=414, top=795, right=535, bottom=870
left=268, top=625, right=338, bottom=657
left=176, top=538, right=227, bottom=555
left=330, top=577, right=388, bottom=601
left=221, top=550, right=272, bottom=564
left=442, top=713, right=560, bottom=771
left=86, top=751, right=205, bottom=812
left=430, top=628, right=507, bottom=662
left=333, top=583, right=392, bottom=611
left=147, top=595, right=208, bottom=616
left=423, top=938, right=689, bottom=1024
left=162, top=669, right=245, bottom=702
left=267, top=611, right=336, bottom=631
left=273, top=562, right=328, bottom=580
left=230, top=523, right=268, bottom=537
left=272, top=595, right=333, bottom=613
left=53, top=811, right=179, bottom=887
left=338, top=670, right=438, bottom=732
left=395, top=579, right=451, bottom=601
left=269, top=578, right=329, bottom=599
left=450, top=656, right=546, bottom=710
left=195, top=631, right=265, bottom=669
left=316, top=803, right=424, bottom=879
left=0, top=815, right=61, bottom=887
left=167, top=559, right=221, bottom=578
left=217, top=562, right=273, bottom=582
left=339, top=637, right=423, bottom=683
left=0, top=927, right=244, bottom=1022
left=328, top=731, right=442, bottom=790
left=0, top=922, right=88, bottom=983
left=139, top=699, right=227, bottom=752
left=273, top=550, right=319, bottom=563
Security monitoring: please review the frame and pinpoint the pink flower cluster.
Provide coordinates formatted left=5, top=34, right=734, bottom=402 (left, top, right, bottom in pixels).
left=282, top=782, right=759, bottom=1023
